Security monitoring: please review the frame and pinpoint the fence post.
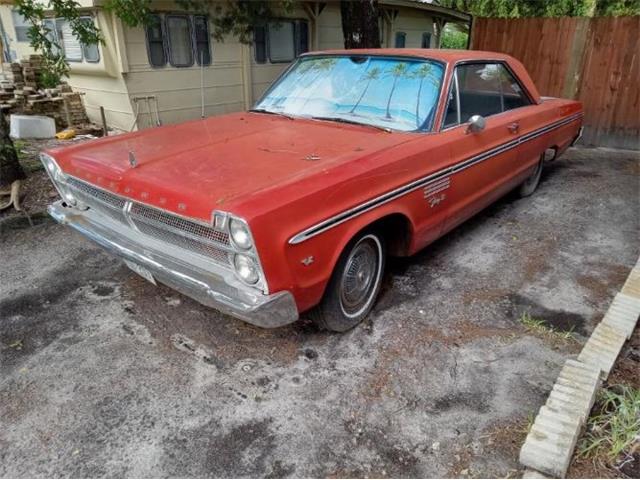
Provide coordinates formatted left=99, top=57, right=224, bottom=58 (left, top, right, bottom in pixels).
left=562, top=17, right=591, bottom=100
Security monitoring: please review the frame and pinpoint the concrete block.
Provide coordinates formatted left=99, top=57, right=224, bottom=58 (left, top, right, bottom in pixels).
left=538, top=406, right=582, bottom=430
left=610, top=292, right=640, bottom=313
left=10, top=114, right=55, bottom=138
left=522, top=469, right=550, bottom=479
left=520, top=435, right=573, bottom=478
left=577, top=323, right=627, bottom=378
left=602, top=309, right=638, bottom=339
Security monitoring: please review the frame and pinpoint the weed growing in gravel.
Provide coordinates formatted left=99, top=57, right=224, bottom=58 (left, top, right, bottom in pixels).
left=519, top=312, right=576, bottom=342
left=578, top=385, right=640, bottom=465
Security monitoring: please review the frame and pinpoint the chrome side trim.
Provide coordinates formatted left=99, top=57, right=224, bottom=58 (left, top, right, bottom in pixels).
left=424, top=177, right=450, bottom=198
left=289, top=112, right=583, bottom=245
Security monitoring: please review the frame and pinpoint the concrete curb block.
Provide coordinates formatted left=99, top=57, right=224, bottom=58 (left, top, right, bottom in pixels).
left=519, top=259, right=640, bottom=478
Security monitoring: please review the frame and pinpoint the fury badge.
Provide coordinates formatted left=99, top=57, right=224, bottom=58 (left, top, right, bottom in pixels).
left=301, top=256, right=314, bottom=266
left=427, top=193, right=446, bottom=208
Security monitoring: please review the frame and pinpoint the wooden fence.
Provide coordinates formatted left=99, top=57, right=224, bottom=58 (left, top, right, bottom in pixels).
left=471, top=16, right=639, bottom=150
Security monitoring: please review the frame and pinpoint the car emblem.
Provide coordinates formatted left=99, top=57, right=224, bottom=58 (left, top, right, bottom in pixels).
left=301, top=256, right=314, bottom=266
left=128, top=151, right=138, bottom=168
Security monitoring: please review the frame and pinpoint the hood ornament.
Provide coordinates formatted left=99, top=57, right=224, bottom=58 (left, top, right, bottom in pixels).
left=128, top=151, right=138, bottom=168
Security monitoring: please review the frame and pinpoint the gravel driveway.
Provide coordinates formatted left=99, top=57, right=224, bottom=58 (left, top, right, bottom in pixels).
left=1, top=147, right=638, bottom=478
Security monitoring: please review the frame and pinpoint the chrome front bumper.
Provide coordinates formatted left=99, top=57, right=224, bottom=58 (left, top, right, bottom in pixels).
left=48, top=201, right=299, bottom=328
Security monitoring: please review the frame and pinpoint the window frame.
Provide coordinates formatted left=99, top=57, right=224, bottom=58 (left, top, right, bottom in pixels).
left=144, top=13, right=212, bottom=68
left=145, top=13, right=167, bottom=68
left=256, top=19, right=309, bottom=65
left=165, top=14, right=195, bottom=68
left=439, top=60, right=536, bottom=132
left=79, top=16, right=100, bottom=63
left=12, top=10, right=31, bottom=43
left=267, top=20, right=296, bottom=64
left=421, top=32, right=431, bottom=48
left=395, top=31, right=406, bottom=48
left=55, top=18, right=82, bottom=62
left=253, top=25, right=267, bottom=64
left=192, top=14, right=211, bottom=66
left=40, top=15, right=100, bottom=63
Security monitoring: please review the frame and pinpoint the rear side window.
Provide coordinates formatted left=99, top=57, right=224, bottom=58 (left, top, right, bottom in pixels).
left=444, top=62, right=532, bottom=127
left=499, top=65, right=531, bottom=110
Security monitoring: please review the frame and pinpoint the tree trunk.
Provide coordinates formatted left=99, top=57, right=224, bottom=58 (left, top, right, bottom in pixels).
left=0, top=113, right=25, bottom=188
left=340, top=0, right=381, bottom=49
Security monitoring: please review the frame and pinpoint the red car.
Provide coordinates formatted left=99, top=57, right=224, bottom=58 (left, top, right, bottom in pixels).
left=43, top=49, right=583, bottom=332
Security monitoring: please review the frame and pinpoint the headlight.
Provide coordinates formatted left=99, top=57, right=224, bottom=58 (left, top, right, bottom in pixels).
left=233, top=254, right=259, bottom=284
left=229, top=218, right=252, bottom=250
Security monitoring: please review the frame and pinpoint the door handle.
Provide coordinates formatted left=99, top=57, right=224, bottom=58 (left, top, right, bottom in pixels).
left=508, top=122, right=520, bottom=134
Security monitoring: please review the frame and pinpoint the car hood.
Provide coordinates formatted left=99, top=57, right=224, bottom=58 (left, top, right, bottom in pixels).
left=48, top=112, right=415, bottom=221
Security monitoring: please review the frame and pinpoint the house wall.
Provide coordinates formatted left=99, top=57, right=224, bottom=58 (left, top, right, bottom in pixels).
left=386, top=8, right=435, bottom=48
left=65, top=9, right=134, bottom=131
left=122, top=4, right=247, bottom=130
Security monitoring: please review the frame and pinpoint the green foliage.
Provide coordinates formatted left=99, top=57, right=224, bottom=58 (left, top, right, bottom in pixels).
left=437, top=0, right=595, bottom=17
left=595, top=0, right=640, bottom=15
left=438, top=0, right=639, bottom=16
left=578, top=385, right=640, bottom=461
left=441, top=27, right=468, bottom=49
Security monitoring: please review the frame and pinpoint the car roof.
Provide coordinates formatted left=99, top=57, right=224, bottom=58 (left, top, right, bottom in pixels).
left=302, top=48, right=517, bottom=64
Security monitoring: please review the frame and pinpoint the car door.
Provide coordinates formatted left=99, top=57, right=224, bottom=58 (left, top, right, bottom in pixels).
left=438, top=62, right=525, bottom=234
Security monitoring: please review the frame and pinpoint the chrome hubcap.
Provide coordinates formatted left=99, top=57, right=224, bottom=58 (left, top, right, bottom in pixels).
left=340, top=239, right=379, bottom=316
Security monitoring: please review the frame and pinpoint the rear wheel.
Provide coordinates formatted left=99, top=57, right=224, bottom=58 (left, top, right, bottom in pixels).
left=518, top=155, right=544, bottom=197
left=310, top=231, right=385, bottom=332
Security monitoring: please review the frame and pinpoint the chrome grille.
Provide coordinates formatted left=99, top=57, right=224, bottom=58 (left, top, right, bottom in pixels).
left=129, top=203, right=230, bottom=245
left=66, top=177, right=127, bottom=224
left=132, top=219, right=230, bottom=264
left=63, top=176, right=231, bottom=266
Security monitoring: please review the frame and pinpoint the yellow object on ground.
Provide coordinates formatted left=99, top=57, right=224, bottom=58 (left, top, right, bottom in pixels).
left=55, top=129, right=76, bottom=140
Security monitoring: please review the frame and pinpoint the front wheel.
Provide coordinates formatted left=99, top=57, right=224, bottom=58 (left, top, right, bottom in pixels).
left=518, top=155, right=544, bottom=197
left=310, top=231, right=386, bottom=332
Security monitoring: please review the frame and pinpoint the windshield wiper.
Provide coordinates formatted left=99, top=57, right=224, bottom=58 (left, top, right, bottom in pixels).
left=310, top=116, right=392, bottom=132
left=249, top=108, right=295, bottom=120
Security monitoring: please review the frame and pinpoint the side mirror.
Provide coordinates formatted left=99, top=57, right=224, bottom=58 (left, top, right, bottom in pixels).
left=466, top=115, right=486, bottom=134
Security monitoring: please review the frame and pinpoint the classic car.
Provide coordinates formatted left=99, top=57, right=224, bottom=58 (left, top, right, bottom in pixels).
left=43, top=49, right=583, bottom=332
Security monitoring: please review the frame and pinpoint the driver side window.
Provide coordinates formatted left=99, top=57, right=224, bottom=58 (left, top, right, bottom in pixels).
left=443, top=62, right=531, bottom=128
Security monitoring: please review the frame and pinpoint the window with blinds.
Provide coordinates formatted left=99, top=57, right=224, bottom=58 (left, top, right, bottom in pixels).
left=253, top=20, right=309, bottom=64
left=144, top=14, right=212, bottom=68
left=41, top=16, right=99, bottom=63
left=56, top=19, right=83, bottom=61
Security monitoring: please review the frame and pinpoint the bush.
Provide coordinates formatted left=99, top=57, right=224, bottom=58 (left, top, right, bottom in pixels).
left=441, top=28, right=468, bottom=49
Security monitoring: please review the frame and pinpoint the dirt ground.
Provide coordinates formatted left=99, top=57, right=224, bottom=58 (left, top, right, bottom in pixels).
left=0, top=146, right=638, bottom=478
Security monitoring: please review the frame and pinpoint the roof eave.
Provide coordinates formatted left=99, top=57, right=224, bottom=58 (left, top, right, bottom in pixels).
left=379, top=0, right=471, bottom=23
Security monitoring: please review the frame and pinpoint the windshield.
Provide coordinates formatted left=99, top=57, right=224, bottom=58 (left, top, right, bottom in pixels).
left=254, top=55, right=445, bottom=132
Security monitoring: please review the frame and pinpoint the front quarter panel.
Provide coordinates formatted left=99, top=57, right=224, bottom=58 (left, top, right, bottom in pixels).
left=247, top=132, right=453, bottom=313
